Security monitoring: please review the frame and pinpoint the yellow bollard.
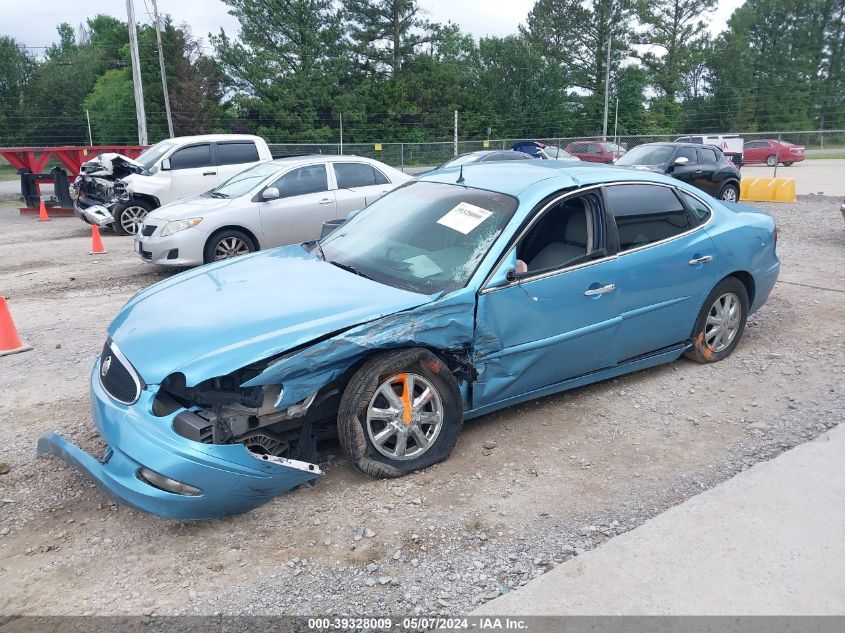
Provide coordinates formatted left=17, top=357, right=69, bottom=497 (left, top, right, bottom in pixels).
left=740, top=177, right=796, bottom=202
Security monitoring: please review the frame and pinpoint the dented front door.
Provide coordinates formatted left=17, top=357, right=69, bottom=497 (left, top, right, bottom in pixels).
left=472, top=258, right=621, bottom=409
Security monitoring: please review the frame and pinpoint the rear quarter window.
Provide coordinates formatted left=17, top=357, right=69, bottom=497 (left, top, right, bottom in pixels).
left=680, top=191, right=712, bottom=224
left=605, top=184, right=690, bottom=252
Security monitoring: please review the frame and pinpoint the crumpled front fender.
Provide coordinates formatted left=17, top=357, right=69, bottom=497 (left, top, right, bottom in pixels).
left=243, top=292, right=477, bottom=408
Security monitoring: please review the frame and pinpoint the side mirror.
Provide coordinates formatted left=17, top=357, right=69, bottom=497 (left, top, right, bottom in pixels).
left=160, top=158, right=171, bottom=171
left=487, top=250, right=519, bottom=288
left=262, top=187, right=280, bottom=200
left=674, top=156, right=689, bottom=166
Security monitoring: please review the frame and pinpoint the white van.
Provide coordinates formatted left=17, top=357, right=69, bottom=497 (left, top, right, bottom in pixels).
left=675, top=134, right=744, bottom=166
left=74, top=134, right=273, bottom=235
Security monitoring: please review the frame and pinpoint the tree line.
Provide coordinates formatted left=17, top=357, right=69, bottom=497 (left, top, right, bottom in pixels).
left=0, top=0, right=843, bottom=147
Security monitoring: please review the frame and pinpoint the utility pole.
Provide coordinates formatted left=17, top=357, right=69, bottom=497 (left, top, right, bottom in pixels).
left=613, top=97, right=619, bottom=160
left=339, top=113, right=343, bottom=155
left=602, top=34, right=612, bottom=141
left=126, top=0, right=148, bottom=145
left=454, top=110, right=458, bottom=157
left=151, top=0, right=174, bottom=138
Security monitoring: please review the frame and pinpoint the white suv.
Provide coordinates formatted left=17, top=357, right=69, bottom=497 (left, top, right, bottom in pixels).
left=74, top=134, right=272, bottom=235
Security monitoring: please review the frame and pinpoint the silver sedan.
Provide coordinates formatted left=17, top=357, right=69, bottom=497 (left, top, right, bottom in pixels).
left=135, top=155, right=411, bottom=266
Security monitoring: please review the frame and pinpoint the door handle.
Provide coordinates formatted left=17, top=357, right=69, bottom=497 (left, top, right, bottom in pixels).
left=584, top=283, right=615, bottom=296
left=318, top=198, right=334, bottom=205
left=202, top=171, right=216, bottom=176
left=689, top=255, right=713, bottom=265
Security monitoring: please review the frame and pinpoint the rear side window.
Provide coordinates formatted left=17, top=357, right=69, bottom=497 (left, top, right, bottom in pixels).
left=334, top=163, right=380, bottom=188
left=605, top=184, right=690, bottom=252
left=681, top=192, right=712, bottom=224
left=217, top=142, right=260, bottom=165
left=169, top=144, right=212, bottom=169
left=272, top=165, right=328, bottom=198
left=697, top=147, right=718, bottom=163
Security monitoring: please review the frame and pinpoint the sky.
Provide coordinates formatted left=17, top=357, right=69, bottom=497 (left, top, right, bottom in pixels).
left=1, top=0, right=746, bottom=54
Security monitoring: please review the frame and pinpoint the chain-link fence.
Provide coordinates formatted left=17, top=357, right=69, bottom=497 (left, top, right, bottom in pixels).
left=265, top=129, right=845, bottom=172
left=3, top=129, right=844, bottom=181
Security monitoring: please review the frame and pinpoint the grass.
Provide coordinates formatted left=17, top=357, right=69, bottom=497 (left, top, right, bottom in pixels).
left=806, top=152, right=845, bottom=160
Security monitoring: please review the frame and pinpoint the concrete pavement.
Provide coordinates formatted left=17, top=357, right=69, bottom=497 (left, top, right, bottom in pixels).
left=475, top=424, right=845, bottom=615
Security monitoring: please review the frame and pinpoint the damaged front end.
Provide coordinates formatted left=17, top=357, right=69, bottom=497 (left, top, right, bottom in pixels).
left=37, top=347, right=325, bottom=520
left=72, top=153, right=143, bottom=222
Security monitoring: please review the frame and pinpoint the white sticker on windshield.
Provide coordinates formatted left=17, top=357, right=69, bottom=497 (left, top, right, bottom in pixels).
left=403, top=255, right=443, bottom=279
left=437, top=202, right=493, bottom=235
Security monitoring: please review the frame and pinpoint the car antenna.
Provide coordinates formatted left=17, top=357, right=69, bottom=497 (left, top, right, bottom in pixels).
left=457, top=164, right=465, bottom=184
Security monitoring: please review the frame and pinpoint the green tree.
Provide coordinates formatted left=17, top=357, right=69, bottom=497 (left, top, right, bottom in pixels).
left=343, top=0, right=443, bottom=76
left=212, top=0, right=345, bottom=141
left=633, top=0, right=717, bottom=131
left=0, top=36, right=35, bottom=145
left=523, top=0, right=632, bottom=134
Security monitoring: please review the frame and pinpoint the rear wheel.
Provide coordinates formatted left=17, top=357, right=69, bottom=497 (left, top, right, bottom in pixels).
left=203, top=229, right=257, bottom=263
left=337, top=348, right=463, bottom=478
left=765, top=154, right=778, bottom=166
left=718, top=182, right=739, bottom=202
left=684, top=277, right=749, bottom=364
left=112, top=199, right=153, bottom=236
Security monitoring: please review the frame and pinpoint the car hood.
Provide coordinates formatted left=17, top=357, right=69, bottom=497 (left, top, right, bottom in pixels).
left=145, top=195, right=237, bottom=221
left=108, top=246, right=434, bottom=385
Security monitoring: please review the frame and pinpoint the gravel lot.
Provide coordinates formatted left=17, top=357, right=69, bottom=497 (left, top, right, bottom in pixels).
left=0, top=197, right=843, bottom=616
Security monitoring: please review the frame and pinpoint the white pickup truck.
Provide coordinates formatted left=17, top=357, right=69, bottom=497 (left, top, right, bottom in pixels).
left=74, top=134, right=273, bottom=235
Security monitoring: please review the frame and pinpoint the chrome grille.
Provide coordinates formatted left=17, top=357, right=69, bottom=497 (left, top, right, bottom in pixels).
left=99, top=340, right=142, bottom=404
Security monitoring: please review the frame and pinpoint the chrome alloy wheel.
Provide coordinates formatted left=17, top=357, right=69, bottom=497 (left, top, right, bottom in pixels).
left=366, top=373, right=444, bottom=461
left=120, top=205, right=148, bottom=235
left=214, top=236, right=251, bottom=260
left=705, top=292, right=742, bottom=352
left=721, top=186, right=738, bottom=202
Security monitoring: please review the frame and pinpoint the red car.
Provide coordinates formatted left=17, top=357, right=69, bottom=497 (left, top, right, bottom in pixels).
left=564, top=140, right=626, bottom=163
left=742, top=140, right=806, bottom=166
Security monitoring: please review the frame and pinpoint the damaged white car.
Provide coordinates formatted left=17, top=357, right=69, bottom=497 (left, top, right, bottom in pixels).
left=73, top=134, right=272, bottom=235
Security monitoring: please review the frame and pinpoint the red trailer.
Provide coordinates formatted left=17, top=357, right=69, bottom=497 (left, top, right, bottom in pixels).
left=0, top=146, right=147, bottom=217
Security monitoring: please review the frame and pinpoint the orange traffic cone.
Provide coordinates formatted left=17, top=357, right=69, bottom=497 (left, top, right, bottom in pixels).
left=89, top=224, right=108, bottom=255
left=37, top=200, right=50, bottom=222
left=0, top=296, right=32, bottom=357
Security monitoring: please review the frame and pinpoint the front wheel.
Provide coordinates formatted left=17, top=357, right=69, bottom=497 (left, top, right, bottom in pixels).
left=112, top=200, right=153, bottom=236
left=337, top=348, right=463, bottom=478
left=203, top=229, right=257, bottom=264
left=684, top=277, right=749, bottom=363
left=718, top=182, right=739, bottom=202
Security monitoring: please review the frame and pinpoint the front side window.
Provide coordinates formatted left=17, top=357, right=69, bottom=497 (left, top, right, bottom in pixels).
left=605, top=184, right=690, bottom=252
left=515, top=192, right=604, bottom=274
left=272, top=165, right=329, bottom=198
left=319, top=181, right=518, bottom=294
left=676, top=147, right=698, bottom=163
left=169, top=144, right=212, bottom=170
left=217, top=142, right=260, bottom=165
left=334, top=162, right=378, bottom=188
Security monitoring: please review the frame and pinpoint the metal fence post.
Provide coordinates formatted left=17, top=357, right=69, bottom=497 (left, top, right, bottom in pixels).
left=773, top=133, right=780, bottom=178
left=401, top=143, right=405, bottom=172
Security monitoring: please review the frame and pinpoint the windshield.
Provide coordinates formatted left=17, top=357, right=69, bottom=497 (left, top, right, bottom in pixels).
left=319, top=181, right=518, bottom=294
left=614, top=144, right=674, bottom=166
left=545, top=146, right=573, bottom=158
left=208, top=162, right=280, bottom=198
left=135, top=141, right=176, bottom=170
left=599, top=142, right=625, bottom=153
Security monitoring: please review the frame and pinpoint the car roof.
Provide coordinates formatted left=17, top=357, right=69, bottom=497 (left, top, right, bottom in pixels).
left=270, top=154, right=382, bottom=165
left=418, top=161, right=685, bottom=197
left=164, top=134, right=265, bottom=144
left=635, top=141, right=718, bottom=150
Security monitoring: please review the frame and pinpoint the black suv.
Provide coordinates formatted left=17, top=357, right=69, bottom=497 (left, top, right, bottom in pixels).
left=614, top=142, right=741, bottom=202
